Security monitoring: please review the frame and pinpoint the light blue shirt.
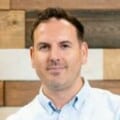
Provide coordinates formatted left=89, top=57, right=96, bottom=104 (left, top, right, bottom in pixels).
left=7, top=80, right=120, bottom=120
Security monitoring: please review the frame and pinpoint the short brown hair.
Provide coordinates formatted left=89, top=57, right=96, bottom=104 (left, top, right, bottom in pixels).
left=31, top=7, right=84, bottom=45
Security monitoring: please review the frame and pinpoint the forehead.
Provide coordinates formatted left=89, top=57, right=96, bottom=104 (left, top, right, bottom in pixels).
left=33, top=18, right=79, bottom=44
left=35, top=18, right=77, bottom=34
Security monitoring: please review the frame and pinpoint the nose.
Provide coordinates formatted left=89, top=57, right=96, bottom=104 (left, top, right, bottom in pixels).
left=49, top=47, right=61, bottom=63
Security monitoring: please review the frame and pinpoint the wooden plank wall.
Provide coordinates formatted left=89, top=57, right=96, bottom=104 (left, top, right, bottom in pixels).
left=0, top=80, right=119, bottom=106
left=90, top=80, right=120, bottom=95
left=0, top=0, right=120, bottom=106
left=26, top=10, right=120, bottom=48
left=10, top=0, right=120, bottom=10
left=4, top=81, right=41, bottom=106
left=104, top=49, right=120, bottom=79
left=0, top=11, right=25, bottom=48
left=0, top=0, right=10, bottom=9
left=0, top=81, right=4, bottom=106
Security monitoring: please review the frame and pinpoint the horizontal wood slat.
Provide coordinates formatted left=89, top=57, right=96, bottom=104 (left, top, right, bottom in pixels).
left=3, top=80, right=120, bottom=106
left=26, top=10, right=120, bottom=48
left=11, top=0, right=120, bottom=10
left=0, top=81, right=4, bottom=106
left=4, top=81, right=41, bottom=106
left=89, top=80, right=120, bottom=95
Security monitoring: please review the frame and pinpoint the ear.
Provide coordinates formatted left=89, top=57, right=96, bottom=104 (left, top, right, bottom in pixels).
left=81, top=42, right=88, bottom=64
left=30, top=46, right=35, bottom=68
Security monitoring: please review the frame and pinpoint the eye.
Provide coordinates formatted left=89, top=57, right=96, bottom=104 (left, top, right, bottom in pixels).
left=60, top=41, right=72, bottom=49
left=63, top=44, right=69, bottom=47
left=61, top=44, right=71, bottom=49
left=39, top=44, right=50, bottom=51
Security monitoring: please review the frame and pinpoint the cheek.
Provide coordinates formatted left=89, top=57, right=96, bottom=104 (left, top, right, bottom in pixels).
left=68, top=51, right=82, bottom=64
left=33, top=59, right=46, bottom=77
left=66, top=54, right=82, bottom=76
left=33, top=54, right=46, bottom=69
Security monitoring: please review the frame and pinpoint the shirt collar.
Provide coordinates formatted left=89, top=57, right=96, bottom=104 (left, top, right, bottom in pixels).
left=38, top=88, right=54, bottom=114
left=38, top=79, right=91, bottom=114
left=74, top=79, right=91, bottom=110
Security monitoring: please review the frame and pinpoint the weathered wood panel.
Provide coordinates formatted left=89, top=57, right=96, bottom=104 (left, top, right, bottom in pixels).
left=26, top=10, right=120, bottom=48
left=80, top=10, right=120, bottom=48
left=5, top=81, right=41, bottom=106
left=0, top=0, right=10, bottom=9
left=0, top=11, right=25, bottom=48
left=0, top=81, right=4, bottom=106
left=104, top=49, right=120, bottom=80
left=11, top=0, right=120, bottom=10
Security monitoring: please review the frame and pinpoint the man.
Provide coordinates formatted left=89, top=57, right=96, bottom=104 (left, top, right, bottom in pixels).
left=7, top=8, right=120, bottom=120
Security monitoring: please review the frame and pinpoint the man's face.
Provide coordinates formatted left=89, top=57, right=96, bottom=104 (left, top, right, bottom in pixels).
left=30, top=18, right=88, bottom=91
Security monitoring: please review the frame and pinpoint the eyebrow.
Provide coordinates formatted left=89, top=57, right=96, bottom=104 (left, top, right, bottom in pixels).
left=36, top=40, right=72, bottom=47
left=59, top=40, right=72, bottom=45
left=36, top=42, right=50, bottom=48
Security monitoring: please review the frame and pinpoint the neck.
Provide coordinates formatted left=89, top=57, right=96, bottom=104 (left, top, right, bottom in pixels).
left=42, top=77, right=84, bottom=109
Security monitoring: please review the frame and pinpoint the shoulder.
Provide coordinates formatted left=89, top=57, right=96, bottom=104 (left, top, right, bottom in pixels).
left=6, top=95, right=44, bottom=120
left=90, top=87, right=120, bottom=111
left=91, top=87, right=120, bottom=101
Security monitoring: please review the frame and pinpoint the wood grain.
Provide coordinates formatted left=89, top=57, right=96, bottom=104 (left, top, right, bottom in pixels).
left=104, top=49, right=120, bottom=79
left=26, top=10, right=120, bottom=48
left=4, top=80, right=120, bottom=106
left=89, top=80, right=120, bottom=94
left=0, top=81, right=4, bottom=106
left=11, top=0, right=120, bottom=10
left=5, top=81, right=41, bottom=106
left=0, top=11, right=25, bottom=48
left=0, top=0, right=10, bottom=9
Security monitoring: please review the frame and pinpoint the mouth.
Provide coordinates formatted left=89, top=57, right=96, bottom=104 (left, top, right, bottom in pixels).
left=47, top=67, right=65, bottom=71
left=47, top=66, right=66, bottom=75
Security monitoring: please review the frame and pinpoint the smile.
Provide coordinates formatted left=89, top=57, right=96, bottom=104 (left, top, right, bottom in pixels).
left=47, top=67, right=65, bottom=70
left=47, top=66, right=66, bottom=75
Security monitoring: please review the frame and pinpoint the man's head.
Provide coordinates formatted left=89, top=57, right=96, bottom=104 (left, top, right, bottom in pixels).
left=31, top=7, right=84, bottom=45
left=30, top=8, right=88, bottom=91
